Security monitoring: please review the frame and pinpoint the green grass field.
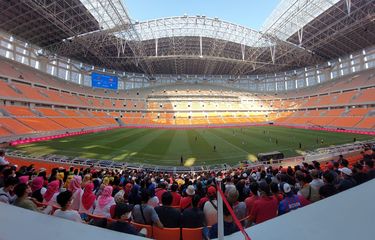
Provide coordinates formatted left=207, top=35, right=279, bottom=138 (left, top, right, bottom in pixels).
left=12, top=126, right=373, bottom=166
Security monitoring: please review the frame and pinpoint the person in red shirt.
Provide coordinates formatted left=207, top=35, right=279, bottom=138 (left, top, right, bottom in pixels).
left=180, top=185, right=195, bottom=211
left=249, top=181, right=278, bottom=225
left=270, top=182, right=283, bottom=203
left=244, top=182, right=259, bottom=216
left=170, top=183, right=181, bottom=207
left=155, top=181, right=167, bottom=203
left=198, top=185, right=216, bottom=209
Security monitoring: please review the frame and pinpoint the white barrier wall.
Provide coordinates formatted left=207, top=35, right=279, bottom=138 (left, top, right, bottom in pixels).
left=222, top=179, right=375, bottom=240
left=0, top=203, right=148, bottom=240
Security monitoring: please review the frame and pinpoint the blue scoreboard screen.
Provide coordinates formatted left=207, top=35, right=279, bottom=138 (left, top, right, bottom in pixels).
left=91, top=72, right=118, bottom=90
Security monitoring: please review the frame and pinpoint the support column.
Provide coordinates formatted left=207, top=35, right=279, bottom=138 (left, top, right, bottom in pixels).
left=200, top=36, right=203, bottom=57
left=270, top=45, right=276, bottom=64
left=297, top=27, right=303, bottom=46
left=155, top=38, right=158, bottom=57
left=346, top=0, right=351, bottom=15
left=216, top=177, right=224, bottom=240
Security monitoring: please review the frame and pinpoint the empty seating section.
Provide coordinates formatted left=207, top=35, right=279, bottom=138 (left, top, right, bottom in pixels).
left=137, top=101, right=145, bottom=109
left=0, top=126, right=12, bottom=136
left=324, top=109, right=343, bottom=116
left=76, top=95, right=91, bottom=106
left=102, top=99, right=113, bottom=108
left=303, top=96, right=319, bottom=107
left=39, top=89, right=63, bottom=103
left=332, top=117, right=363, bottom=128
left=113, top=100, right=123, bottom=108
left=334, top=91, right=356, bottom=105
left=89, top=97, right=102, bottom=108
left=0, top=61, right=20, bottom=78
left=318, top=94, right=335, bottom=106
left=60, top=92, right=81, bottom=106
left=91, top=112, right=107, bottom=117
left=109, top=112, right=120, bottom=117
left=347, top=108, right=372, bottom=116
left=78, top=111, right=92, bottom=117
left=164, top=102, right=173, bottom=110
left=0, top=58, right=374, bottom=135
left=352, top=88, right=375, bottom=104
left=0, top=81, right=22, bottom=99
left=99, top=118, right=116, bottom=125
left=2, top=106, right=35, bottom=116
left=125, top=100, right=134, bottom=110
left=36, top=108, right=62, bottom=116
left=51, top=118, right=87, bottom=129
left=59, top=109, right=80, bottom=117
left=74, top=118, right=102, bottom=127
left=332, top=74, right=372, bottom=90
left=17, top=118, right=65, bottom=132
left=12, top=83, right=47, bottom=101
left=355, top=117, right=375, bottom=129
left=306, top=110, right=322, bottom=116
left=0, top=118, right=33, bottom=134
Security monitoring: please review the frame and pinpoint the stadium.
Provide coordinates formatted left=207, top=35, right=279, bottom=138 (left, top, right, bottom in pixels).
left=0, top=0, right=374, bottom=240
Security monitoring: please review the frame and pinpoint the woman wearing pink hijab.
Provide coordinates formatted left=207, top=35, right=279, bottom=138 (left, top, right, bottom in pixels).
left=31, top=176, right=46, bottom=203
left=43, top=180, right=61, bottom=214
left=44, top=180, right=60, bottom=204
left=93, top=185, right=115, bottom=218
left=79, top=183, right=96, bottom=217
left=18, top=176, right=29, bottom=184
left=68, top=176, right=82, bottom=210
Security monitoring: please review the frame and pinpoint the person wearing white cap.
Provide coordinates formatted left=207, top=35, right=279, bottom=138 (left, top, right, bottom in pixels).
left=337, top=167, right=357, bottom=192
left=180, top=185, right=195, bottom=211
left=278, top=182, right=310, bottom=215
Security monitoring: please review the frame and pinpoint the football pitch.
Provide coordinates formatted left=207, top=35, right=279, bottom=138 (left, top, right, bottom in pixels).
left=12, top=126, right=373, bottom=166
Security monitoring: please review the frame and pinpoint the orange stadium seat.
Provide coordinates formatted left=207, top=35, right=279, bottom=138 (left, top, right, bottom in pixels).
left=0, top=118, right=34, bottom=134
left=2, top=106, right=35, bottom=116
left=131, top=222, right=153, bottom=238
left=355, top=117, right=375, bottom=129
left=16, top=118, right=65, bottom=131
left=0, top=81, right=23, bottom=99
left=0, top=126, right=12, bottom=136
left=352, top=88, right=375, bottom=104
left=347, top=108, right=372, bottom=116
left=182, top=227, right=204, bottom=240
left=50, top=118, right=87, bottom=129
left=36, top=108, right=63, bottom=117
left=59, top=109, right=80, bottom=117
left=334, top=91, right=356, bottom=105
left=332, top=117, right=363, bottom=128
left=153, top=227, right=180, bottom=240
left=12, top=83, right=49, bottom=102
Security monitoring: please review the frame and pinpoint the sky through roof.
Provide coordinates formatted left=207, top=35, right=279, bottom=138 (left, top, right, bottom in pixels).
left=125, top=0, right=280, bottom=30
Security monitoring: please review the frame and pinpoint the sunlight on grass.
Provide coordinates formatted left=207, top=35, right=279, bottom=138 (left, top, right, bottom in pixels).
left=113, top=151, right=138, bottom=160
left=247, top=154, right=258, bottom=162
left=59, top=140, right=71, bottom=143
left=295, top=149, right=306, bottom=155
left=83, top=145, right=101, bottom=149
left=184, top=157, right=196, bottom=167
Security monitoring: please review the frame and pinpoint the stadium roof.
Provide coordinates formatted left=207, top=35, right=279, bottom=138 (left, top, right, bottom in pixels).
left=0, top=0, right=374, bottom=76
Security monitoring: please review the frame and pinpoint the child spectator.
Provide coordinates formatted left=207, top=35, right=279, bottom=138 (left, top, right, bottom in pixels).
left=53, top=190, right=82, bottom=222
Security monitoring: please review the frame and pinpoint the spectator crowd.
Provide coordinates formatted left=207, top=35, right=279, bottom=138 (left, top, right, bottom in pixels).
left=0, top=147, right=374, bottom=239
